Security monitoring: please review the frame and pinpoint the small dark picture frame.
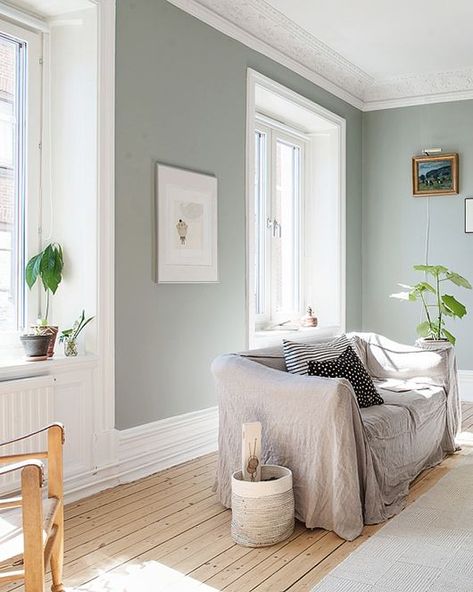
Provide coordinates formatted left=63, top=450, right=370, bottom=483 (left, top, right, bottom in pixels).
left=465, top=198, right=473, bottom=233
left=412, top=153, right=459, bottom=197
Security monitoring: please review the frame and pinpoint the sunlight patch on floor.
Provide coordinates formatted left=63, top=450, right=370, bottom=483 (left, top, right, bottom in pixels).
left=457, top=431, right=473, bottom=447
left=75, top=560, right=220, bottom=592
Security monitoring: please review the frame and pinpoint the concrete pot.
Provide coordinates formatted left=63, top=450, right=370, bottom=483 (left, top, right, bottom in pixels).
left=20, top=334, right=50, bottom=360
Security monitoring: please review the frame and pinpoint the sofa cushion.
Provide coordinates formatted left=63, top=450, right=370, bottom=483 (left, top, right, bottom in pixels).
left=308, top=346, right=384, bottom=408
left=283, top=334, right=353, bottom=375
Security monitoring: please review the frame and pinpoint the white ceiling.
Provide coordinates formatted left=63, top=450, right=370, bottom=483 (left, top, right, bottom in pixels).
left=266, top=0, right=473, bottom=79
left=9, top=0, right=94, bottom=17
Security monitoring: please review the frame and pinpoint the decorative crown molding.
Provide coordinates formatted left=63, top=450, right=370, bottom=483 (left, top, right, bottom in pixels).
left=363, top=67, right=473, bottom=110
left=168, top=0, right=473, bottom=112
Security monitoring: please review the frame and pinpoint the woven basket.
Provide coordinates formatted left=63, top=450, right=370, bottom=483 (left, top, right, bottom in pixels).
left=231, top=465, right=295, bottom=547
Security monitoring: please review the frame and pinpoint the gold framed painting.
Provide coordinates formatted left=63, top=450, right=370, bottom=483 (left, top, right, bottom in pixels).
left=412, top=153, right=459, bottom=196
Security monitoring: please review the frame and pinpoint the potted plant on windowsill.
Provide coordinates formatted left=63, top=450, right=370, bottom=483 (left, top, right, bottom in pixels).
left=25, top=243, right=64, bottom=358
left=59, top=310, right=94, bottom=357
left=390, top=264, right=472, bottom=345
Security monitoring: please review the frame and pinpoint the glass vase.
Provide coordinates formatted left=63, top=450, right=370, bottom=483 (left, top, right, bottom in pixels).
left=64, top=338, right=78, bottom=357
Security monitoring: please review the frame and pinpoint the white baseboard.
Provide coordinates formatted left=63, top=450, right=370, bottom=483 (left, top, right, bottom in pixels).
left=459, top=370, right=473, bottom=402
left=64, top=406, right=219, bottom=503
left=117, top=406, right=218, bottom=484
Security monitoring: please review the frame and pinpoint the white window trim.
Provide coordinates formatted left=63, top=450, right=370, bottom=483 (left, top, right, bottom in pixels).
left=0, top=17, right=42, bottom=330
left=254, top=117, right=307, bottom=327
left=246, top=69, right=346, bottom=349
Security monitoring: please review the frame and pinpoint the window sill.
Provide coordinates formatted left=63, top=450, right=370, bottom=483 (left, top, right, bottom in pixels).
left=0, top=354, right=98, bottom=381
left=251, top=325, right=343, bottom=349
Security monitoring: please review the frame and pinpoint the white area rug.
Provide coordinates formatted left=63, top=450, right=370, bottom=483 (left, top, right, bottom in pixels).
left=312, top=452, right=473, bottom=592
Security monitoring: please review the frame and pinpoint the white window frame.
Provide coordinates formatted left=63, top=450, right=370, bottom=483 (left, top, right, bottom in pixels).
left=0, top=17, right=42, bottom=331
left=254, top=116, right=307, bottom=328
left=246, top=69, right=346, bottom=348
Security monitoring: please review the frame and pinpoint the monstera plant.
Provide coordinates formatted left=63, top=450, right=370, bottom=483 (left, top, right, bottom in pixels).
left=390, top=265, right=471, bottom=345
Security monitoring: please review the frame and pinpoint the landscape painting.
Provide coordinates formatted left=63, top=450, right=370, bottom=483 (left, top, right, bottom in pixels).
left=412, top=153, right=459, bottom=196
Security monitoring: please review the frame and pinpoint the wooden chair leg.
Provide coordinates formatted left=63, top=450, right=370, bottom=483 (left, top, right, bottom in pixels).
left=48, top=425, right=65, bottom=592
left=22, top=464, right=45, bottom=592
left=50, top=515, right=65, bottom=592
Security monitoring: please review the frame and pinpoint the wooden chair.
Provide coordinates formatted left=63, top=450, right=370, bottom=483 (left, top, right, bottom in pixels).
left=0, top=423, right=65, bottom=592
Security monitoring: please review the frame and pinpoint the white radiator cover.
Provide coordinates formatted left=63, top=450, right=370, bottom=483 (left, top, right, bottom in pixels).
left=0, top=375, right=54, bottom=493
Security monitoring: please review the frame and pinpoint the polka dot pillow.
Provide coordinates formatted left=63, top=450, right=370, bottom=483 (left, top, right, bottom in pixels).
left=307, top=346, right=384, bottom=408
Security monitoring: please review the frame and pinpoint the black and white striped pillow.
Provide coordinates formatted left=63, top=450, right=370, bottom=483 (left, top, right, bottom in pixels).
left=283, top=334, right=354, bottom=375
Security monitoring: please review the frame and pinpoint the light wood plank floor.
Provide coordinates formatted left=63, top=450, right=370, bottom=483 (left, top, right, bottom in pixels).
left=4, top=403, right=473, bottom=592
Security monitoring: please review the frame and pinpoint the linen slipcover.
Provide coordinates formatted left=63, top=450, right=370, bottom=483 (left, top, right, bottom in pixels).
left=211, top=333, right=460, bottom=540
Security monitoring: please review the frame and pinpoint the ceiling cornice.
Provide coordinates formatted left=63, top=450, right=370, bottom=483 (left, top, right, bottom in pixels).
left=168, top=0, right=473, bottom=112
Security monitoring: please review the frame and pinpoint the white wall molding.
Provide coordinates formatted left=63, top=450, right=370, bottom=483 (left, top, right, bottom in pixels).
left=94, top=0, right=116, bottom=467
left=0, top=0, right=49, bottom=31
left=118, top=406, right=218, bottom=484
left=167, top=0, right=473, bottom=112
left=166, top=0, right=364, bottom=110
left=64, top=406, right=219, bottom=503
left=459, top=370, right=473, bottom=403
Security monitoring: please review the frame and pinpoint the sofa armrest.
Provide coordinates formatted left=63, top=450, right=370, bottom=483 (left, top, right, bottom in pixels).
left=212, top=353, right=367, bottom=540
left=353, top=332, right=449, bottom=382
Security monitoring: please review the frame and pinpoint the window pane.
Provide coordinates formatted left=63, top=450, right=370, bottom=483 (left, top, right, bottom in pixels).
left=273, top=139, right=301, bottom=315
left=254, top=130, right=267, bottom=316
left=0, top=34, right=25, bottom=330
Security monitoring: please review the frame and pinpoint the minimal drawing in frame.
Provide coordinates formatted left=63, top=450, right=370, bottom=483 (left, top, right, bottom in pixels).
left=412, top=153, right=459, bottom=196
left=156, top=163, right=218, bottom=283
left=465, top=198, right=473, bottom=234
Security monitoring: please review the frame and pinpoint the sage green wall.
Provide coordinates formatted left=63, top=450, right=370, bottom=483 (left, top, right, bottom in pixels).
left=362, top=100, right=473, bottom=368
left=115, top=0, right=363, bottom=429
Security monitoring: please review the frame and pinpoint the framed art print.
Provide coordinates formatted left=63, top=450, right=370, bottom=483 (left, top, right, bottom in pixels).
left=156, top=163, right=218, bottom=283
left=465, top=198, right=473, bottom=233
left=412, top=153, right=459, bottom=196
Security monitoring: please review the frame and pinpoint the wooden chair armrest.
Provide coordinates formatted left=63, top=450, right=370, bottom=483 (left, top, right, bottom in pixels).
left=0, top=422, right=65, bottom=448
left=0, top=459, right=44, bottom=484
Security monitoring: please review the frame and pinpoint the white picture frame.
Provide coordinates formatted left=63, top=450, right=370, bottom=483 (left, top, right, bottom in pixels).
left=465, top=198, right=473, bottom=234
left=156, top=163, right=218, bottom=283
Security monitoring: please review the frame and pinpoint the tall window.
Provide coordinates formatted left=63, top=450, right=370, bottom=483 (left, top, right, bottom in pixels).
left=254, top=119, right=304, bottom=325
left=0, top=33, right=26, bottom=330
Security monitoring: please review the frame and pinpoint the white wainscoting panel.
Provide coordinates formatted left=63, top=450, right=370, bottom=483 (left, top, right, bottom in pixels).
left=0, top=375, right=54, bottom=493
left=53, top=368, right=95, bottom=482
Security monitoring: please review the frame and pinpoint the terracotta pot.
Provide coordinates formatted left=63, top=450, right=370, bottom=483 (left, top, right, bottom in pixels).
left=31, top=325, right=59, bottom=358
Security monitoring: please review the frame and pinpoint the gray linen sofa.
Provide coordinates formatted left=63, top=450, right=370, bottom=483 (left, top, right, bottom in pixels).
left=211, top=332, right=460, bottom=540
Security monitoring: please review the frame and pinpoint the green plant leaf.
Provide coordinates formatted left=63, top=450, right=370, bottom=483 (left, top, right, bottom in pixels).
left=440, top=303, right=454, bottom=317
left=446, top=272, right=472, bottom=289
left=415, top=281, right=436, bottom=294
left=25, top=253, right=42, bottom=289
left=414, top=264, right=448, bottom=276
left=442, top=328, right=456, bottom=345
left=416, top=321, right=433, bottom=337
left=39, top=243, right=63, bottom=294
left=390, top=291, right=417, bottom=301
left=442, top=294, right=467, bottom=318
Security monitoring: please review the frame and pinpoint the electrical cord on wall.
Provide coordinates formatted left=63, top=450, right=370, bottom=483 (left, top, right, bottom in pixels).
left=424, top=197, right=431, bottom=266
left=421, top=194, right=431, bottom=326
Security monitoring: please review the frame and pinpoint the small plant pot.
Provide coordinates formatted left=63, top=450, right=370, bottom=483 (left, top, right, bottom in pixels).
left=231, top=465, right=295, bottom=547
left=416, top=337, right=453, bottom=351
left=31, top=325, right=59, bottom=358
left=20, top=334, right=51, bottom=361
